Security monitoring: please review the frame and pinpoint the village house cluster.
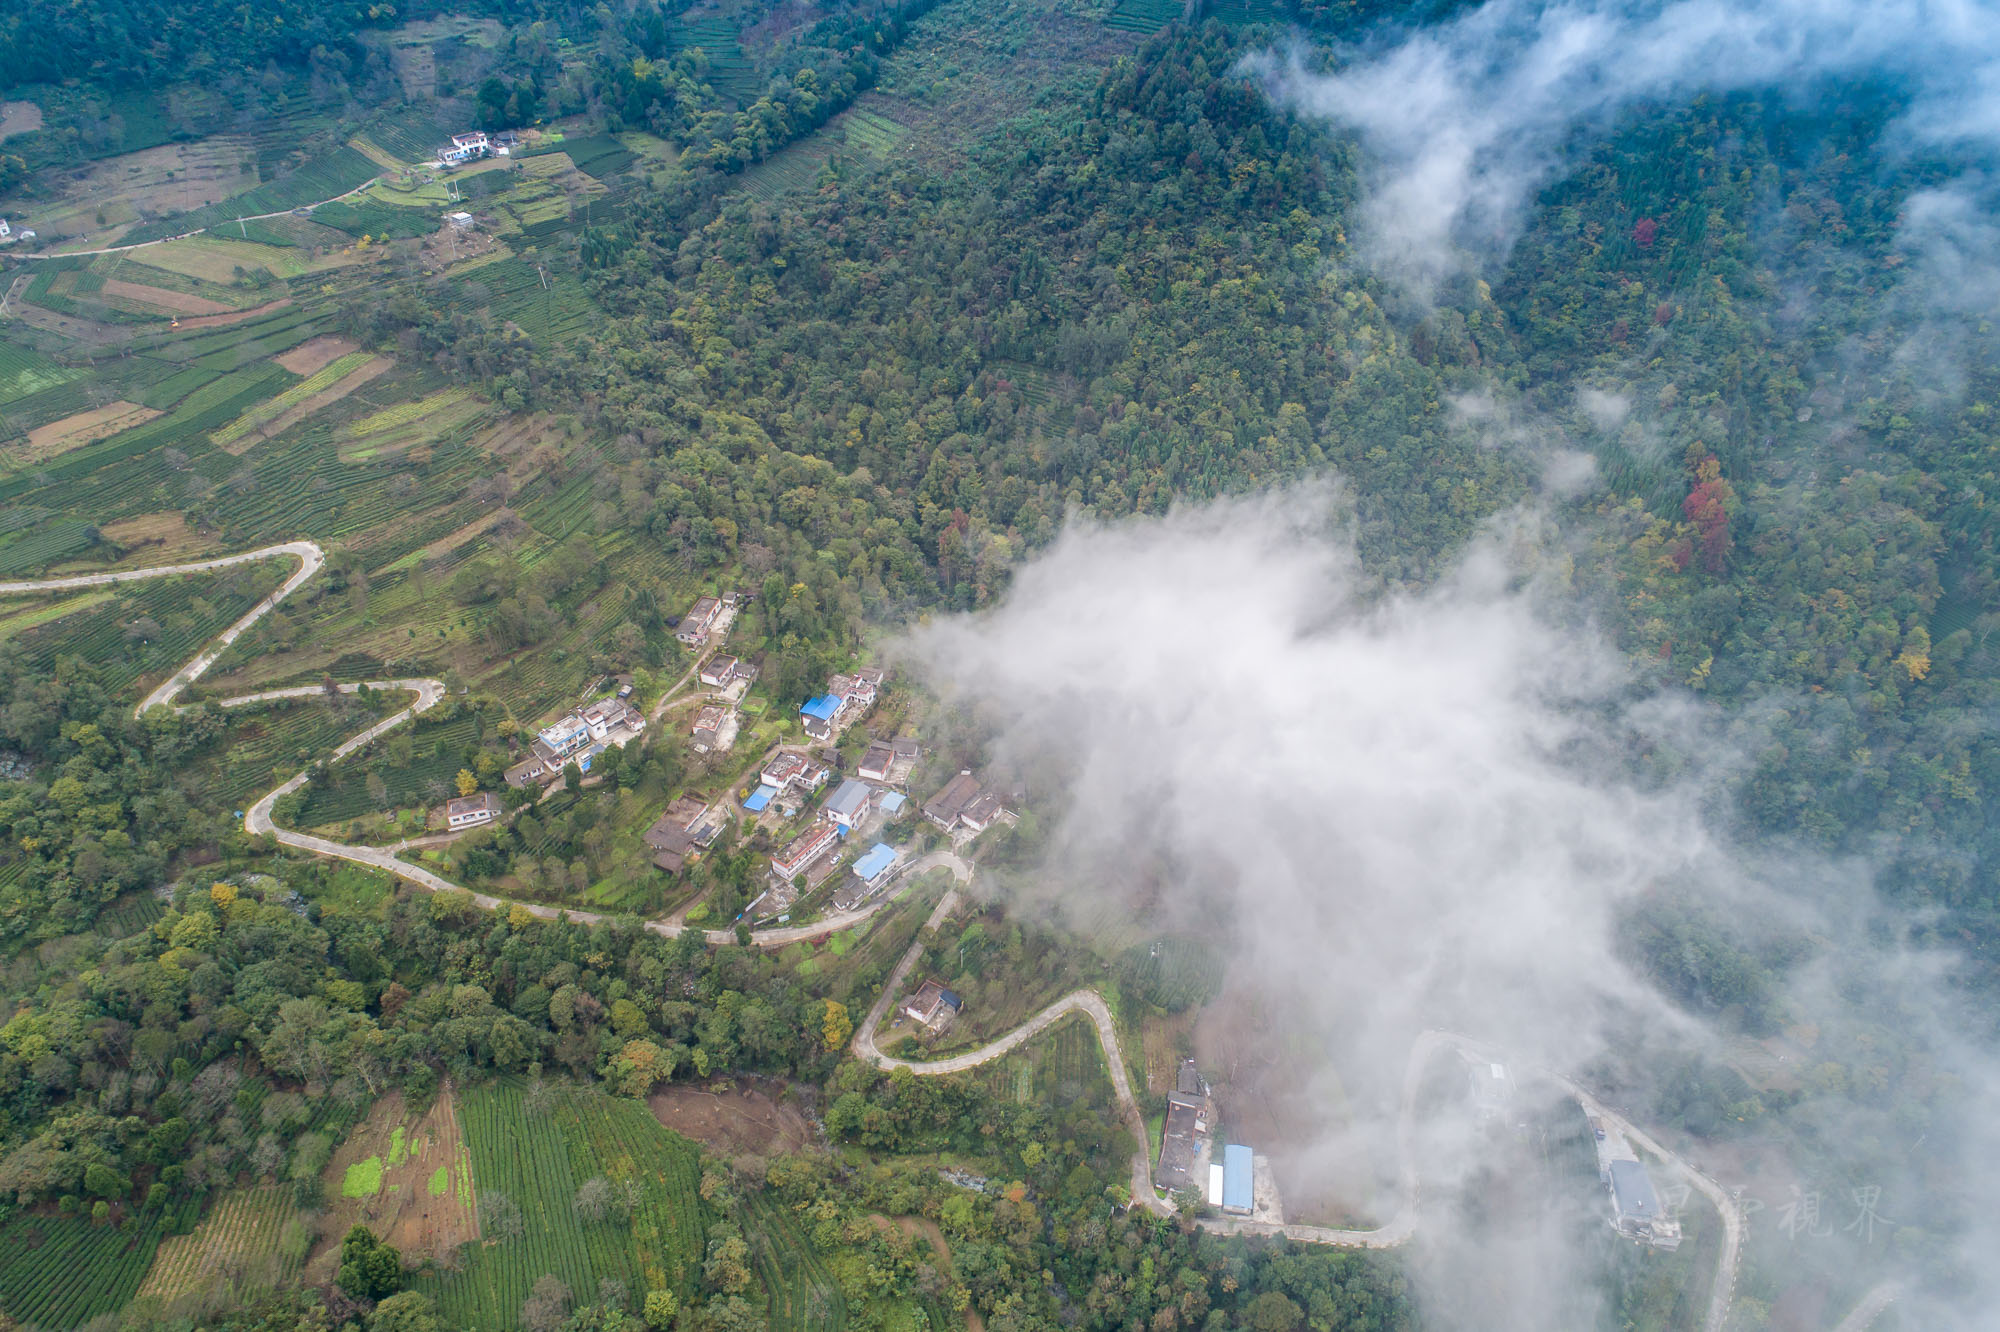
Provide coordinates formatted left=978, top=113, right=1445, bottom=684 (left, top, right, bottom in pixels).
left=505, top=693, right=646, bottom=788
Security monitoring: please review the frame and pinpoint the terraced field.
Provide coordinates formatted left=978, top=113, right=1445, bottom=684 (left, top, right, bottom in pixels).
left=0, top=1200, right=201, bottom=1330
left=744, top=1192, right=848, bottom=1332
left=119, top=146, right=382, bottom=246
left=1104, top=0, right=1183, bottom=32
left=428, top=1081, right=706, bottom=1330
left=135, top=1186, right=309, bottom=1307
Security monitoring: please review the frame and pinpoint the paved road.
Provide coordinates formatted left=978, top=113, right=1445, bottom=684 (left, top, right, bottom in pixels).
left=856, top=928, right=1742, bottom=1318
left=1830, top=1281, right=1901, bottom=1332
left=8, top=541, right=1751, bottom=1312
left=1547, top=1070, right=1744, bottom=1332
left=0, top=539, right=329, bottom=716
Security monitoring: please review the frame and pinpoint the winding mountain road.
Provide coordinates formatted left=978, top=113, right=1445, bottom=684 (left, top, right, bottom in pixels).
left=853, top=900, right=1743, bottom=1327
left=0, top=541, right=945, bottom=948
left=14, top=542, right=1749, bottom=1324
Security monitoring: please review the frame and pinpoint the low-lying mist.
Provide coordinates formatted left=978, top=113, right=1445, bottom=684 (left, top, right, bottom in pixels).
left=895, top=489, right=1999, bottom=1328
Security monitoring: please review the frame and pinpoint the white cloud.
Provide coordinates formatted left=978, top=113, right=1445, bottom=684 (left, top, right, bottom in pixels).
left=1247, top=0, right=2000, bottom=297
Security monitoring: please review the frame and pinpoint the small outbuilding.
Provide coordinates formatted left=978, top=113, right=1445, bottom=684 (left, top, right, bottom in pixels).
left=1221, top=1144, right=1254, bottom=1216
left=444, top=792, right=501, bottom=829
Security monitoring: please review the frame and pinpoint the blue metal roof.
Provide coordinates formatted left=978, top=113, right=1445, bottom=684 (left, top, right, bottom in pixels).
left=878, top=792, right=906, bottom=813
left=1608, top=1159, right=1661, bottom=1219
left=853, top=843, right=897, bottom=881
left=1222, top=1144, right=1254, bottom=1212
left=743, top=785, right=777, bottom=812
left=801, top=694, right=841, bottom=720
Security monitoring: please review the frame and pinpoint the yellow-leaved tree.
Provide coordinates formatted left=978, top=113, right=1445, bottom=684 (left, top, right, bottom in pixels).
left=820, top=999, right=852, bottom=1051
left=455, top=768, right=479, bottom=796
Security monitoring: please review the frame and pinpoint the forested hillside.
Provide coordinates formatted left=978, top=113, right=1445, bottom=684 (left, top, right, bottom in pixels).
left=0, top=0, right=1996, bottom=1328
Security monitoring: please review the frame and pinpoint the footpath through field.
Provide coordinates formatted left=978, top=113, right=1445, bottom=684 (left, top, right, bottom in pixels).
left=4, top=179, right=383, bottom=259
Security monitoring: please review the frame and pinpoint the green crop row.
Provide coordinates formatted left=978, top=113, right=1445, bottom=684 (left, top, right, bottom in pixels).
left=9, top=571, right=278, bottom=700
left=427, top=1081, right=705, bottom=1329
left=213, top=351, right=375, bottom=445
left=743, top=1192, right=846, bottom=1332
left=0, top=1202, right=196, bottom=1330
left=0, top=341, right=84, bottom=408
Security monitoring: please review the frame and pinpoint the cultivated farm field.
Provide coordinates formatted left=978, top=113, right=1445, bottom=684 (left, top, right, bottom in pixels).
left=134, top=1185, right=311, bottom=1312
left=426, top=1080, right=707, bottom=1329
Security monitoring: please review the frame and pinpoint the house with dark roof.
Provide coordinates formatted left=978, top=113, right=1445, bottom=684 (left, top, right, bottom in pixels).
left=923, top=771, right=982, bottom=830
left=902, top=978, right=964, bottom=1029
left=676, top=596, right=722, bottom=645
left=1154, top=1090, right=1211, bottom=1194
left=642, top=796, right=712, bottom=873
left=858, top=739, right=896, bottom=782
left=959, top=790, right=1007, bottom=833
left=1607, top=1159, right=1682, bottom=1249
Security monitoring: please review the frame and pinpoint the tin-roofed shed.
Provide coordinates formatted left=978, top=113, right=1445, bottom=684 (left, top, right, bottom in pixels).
left=1222, top=1144, right=1253, bottom=1215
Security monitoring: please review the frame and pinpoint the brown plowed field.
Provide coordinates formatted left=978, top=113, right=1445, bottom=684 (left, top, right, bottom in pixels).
left=647, top=1079, right=816, bottom=1157
left=307, top=1087, right=478, bottom=1281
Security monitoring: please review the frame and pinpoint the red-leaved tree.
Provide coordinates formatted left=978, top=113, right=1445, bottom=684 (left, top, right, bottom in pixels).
left=1682, top=453, right=1734, bottom=573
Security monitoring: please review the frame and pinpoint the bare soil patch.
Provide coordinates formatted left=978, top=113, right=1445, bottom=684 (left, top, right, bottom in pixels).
left=171, top=295, right=293, bottom=330
left=100, top=512, right=220, bottom=565
left=276, top=334, right=361, bottom=376
left=100, top=278, right=234, bottom=316
left=16, top=401, right=159, bottom=463
left=647, top=1079, right=816, bottom=1157
left=0, top=101, right=42, bottom=139
left=218, top=354, right=392, bottom=456
left=1141, top=1011, right=1195, bottom=1094
left=307, top=1088, right=477, bottom=1282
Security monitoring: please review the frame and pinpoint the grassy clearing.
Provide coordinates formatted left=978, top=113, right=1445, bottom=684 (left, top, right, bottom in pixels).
left=343, top=1155, right=387, bottom=1198
left=128, top=235, right=321, bottom=283
left=0, top=590, right=116, bottom=642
